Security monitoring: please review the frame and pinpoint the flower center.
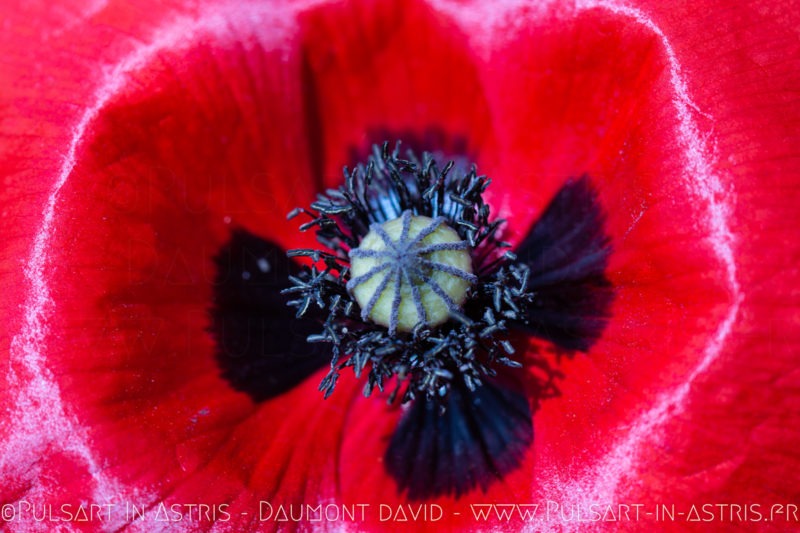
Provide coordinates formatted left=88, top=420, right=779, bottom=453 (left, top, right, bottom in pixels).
left=347, top=210, right=476, bottom=335
left=284, top=142, right=534, bottom=403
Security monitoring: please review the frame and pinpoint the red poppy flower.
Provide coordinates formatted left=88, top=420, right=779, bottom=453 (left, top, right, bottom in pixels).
left=2, top=0, right=798, bottom=531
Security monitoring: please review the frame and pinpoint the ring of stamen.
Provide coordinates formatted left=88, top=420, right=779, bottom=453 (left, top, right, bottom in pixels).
left=284, top=142, right=536, bottom=403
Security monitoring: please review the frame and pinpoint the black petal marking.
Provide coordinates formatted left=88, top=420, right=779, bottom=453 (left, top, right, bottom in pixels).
left=210, top=229, right=328, bottom=402
left=514, top=175, right=614, bottom=351
left=385, top=376, right=532, bottom=500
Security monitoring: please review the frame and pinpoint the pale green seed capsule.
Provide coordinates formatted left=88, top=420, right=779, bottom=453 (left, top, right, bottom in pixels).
left=347, top=210, right=476, bottom=335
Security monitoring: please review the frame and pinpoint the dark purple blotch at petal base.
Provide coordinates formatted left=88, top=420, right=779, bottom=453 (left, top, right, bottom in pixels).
left=514, top=175, right=614, bottom=352
left=384, top=376, right=532, bottom=500
left=210, top=229, right=329, bottom=402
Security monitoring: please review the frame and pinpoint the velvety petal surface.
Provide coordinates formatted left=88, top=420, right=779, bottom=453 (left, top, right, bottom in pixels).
left=607, top=0, right=800, bottom=522
left=297, top=0, right=498, bottom=181
left=479, top=3, right=737, bottom=490
left=1, top=1, right=345, bottom=530
left=0, top=0, right=797, bottom=531
left=325, top=2, right=737, bottom=524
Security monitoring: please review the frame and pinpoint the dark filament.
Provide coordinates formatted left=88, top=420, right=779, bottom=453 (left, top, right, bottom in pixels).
left=284, top=142, right=532, bottom=403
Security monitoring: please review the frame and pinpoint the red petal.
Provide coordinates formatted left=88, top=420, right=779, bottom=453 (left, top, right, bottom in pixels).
left=609, top=0, right=800, bottom=511
left=317, top=0, right=733, bottom=516
left=298, top=0, right=499, bottom=185
left=2, top=0, right=798, bottom=529
left=456, top=0, right=800, bottom=517
left=1, top=0, right=330, bottom=525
